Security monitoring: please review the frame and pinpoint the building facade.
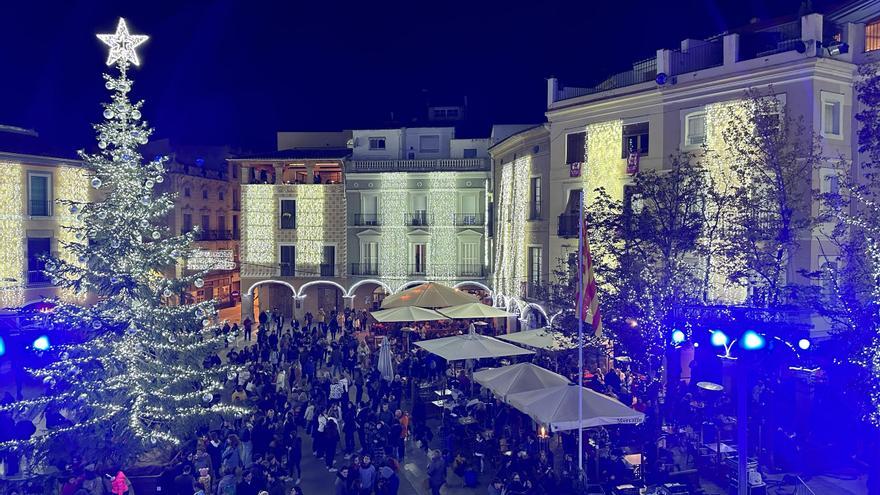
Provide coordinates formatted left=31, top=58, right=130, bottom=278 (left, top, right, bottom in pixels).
left=0, top=127, right=91, bottom=333
left=232, top=127, right=493, bottom=321
left=148, top=141, right=241, bottom=308
left=489, top=7, right=880, bottom=337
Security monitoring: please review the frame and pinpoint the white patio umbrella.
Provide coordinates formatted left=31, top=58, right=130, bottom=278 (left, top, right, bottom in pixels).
left=497, top=328, right=576, bottom=351
left=507, top=383, right=645, bottom=432
left=381, top=282, right=478, bottom=309
left=370, top=306, right=448, bottom=323
left=473, top=363, right=570, bottom=400
left=378, top=337, right=394, bottom=382
left=414, top=328, right=535, bottom=361
left=438, top=302, right=514, bottom=319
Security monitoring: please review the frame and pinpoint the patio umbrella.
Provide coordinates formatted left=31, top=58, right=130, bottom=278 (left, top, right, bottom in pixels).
left=473, top=363, right=570, bottom=400
left=378, top=337, right=394, bottom=382
left=370, top=306, right=448, bottom=323
left=438, top=302, right=514, bottom=319
left=381, top=282, right=478, bottom=309
left=414, top=328, right=534, bottom=361
left=497, top=328, right=576, bottom=351
left=507, top=383, right=645, bottom=432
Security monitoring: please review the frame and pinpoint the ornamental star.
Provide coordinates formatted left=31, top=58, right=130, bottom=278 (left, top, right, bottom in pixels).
left=97, top=18, right=149, bottom=67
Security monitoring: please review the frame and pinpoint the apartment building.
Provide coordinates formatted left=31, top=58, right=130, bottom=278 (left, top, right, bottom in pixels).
left=345, top=127, right=492, bottom=309
left=231, top=127, right=493, bottom=321
left=147, top=140, right=241, bottom=308
left=0, top=126, right=91, bottom=331
left=491, top=5, right=880, bottom=337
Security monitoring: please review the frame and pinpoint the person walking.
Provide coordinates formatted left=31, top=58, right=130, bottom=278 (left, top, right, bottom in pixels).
left=325, top=416, right=340, bottom=471
left=243, top=317, right=253, bottom=342
left=426, top=450, right=447, bottom=495
left=358, top=455, right=377, bottom=495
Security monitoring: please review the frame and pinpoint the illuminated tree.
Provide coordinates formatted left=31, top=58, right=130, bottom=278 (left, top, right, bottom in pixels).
left=0, top=18, right=247, bottom=468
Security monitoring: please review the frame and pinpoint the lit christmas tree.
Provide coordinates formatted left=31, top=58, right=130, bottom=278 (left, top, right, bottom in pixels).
left=0, top=18, right=247, bottom=468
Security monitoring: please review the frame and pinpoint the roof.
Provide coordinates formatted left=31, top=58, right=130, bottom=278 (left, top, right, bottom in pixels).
left=229, top=147, right=352, bottom=161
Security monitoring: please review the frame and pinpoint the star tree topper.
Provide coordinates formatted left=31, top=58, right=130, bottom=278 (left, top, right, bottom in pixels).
left=97, top=18, right=149, bottom=67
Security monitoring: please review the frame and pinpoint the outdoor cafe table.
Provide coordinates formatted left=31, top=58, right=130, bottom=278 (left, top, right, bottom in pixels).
left=705, top=442, right=737, bottom=454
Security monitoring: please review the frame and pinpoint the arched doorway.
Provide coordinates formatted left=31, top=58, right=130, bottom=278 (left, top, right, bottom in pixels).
left=299, top=281, right=346, bottom=316
left=522, top=303, right=548, bottom=329
left=348, top=280, right=392, bottom=311
left=453, top=281, right=493, bottom=305
left=248, top=280, right=295, bottom=322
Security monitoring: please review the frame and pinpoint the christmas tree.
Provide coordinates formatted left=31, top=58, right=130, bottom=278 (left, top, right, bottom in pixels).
left=0, top=18, right=247, bottom=468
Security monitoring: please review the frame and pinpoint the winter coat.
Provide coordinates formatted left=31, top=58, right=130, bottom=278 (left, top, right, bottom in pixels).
left=110, top=472, right=130, bottom=495
left=426, top=457, right=446, bottom=489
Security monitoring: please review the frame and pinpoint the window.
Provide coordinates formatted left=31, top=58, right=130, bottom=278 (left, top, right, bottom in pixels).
left=867, top=18, right=880, bottom=52
left=411, top=193, right=428, bottom=225
left=27, top=237, right=51, bottom=285
left=528, top=246, right=542, bottom=286
left=622, top=122, right=649, bottom=158
left=280, top=245, right=295, bottom=276
left=202, top=189, right=208, bottom=200
left=322, top=245, right=336, bottom=276
left=411, top=243, right=428, bottom=274
left=447, top=108, right=459, bottom=118
left=28, top=172, right=51, bottom=216
left=369, top=137, right=386, bottom=150
left=232, top=165, right=239, bottom=179
left=217, top=215, right=226, bottom=233
left=219, top=190, right=225, bottom=201
left=565, top=132, right=586, bottom=164
left=460, top=242, right=480, bottom=276
left=530, top=177, right=542, bottom=220
left=182, top=214, right=192, bottom=233
left=419, top=135, right=441, bottom=153
left=821, top=92, right=844, bottom=139
left=280, top=199, right=296, bottom=229
left=463, top=148, right=478, bottom=158
left=684, top=112, right=707, bottom=148
left=819, top=257, right=839, bottom=294
left=201, top=215, right=210, bottom=233
left=362, top=242, right=379, bottom=273
left=819, top=167, right=841, bottom=216
left=184, top=187, right=191, bottom=197
left=233, top=190, right=240, bottom=210
left=232, top=215, right=239, bottom=239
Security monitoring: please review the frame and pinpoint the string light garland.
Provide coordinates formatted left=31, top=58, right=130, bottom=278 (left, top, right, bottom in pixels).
left=427, top=172, right=458, bottom=280
left=378, top=173, right=409, bottom=286
left=0, top=163, right=25, bottom=308
left=0, top=18, right=248, bottom=466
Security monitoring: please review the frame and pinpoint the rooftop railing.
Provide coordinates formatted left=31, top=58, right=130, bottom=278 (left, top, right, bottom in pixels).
left=347, top=158, right=490, bottom=173
left=669, top=41, right=724, bottom=76
left=556, top=57, right=657, bottom=101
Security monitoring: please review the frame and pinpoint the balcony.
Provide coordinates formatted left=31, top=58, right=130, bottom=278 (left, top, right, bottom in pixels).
left=354, top=213, right=382, bottom=226
left=458, top=264, right=487, bottom=278
left=558, top=214, right=579, bottom=238
left=668, top=41, right=723, bottom=76
left=403, top=264, right=488, bottom=277
left=524, top=282, right=546, bottom=300
left=555, top=57, right=656, bottom=101
left=347, top=158, right=490, bottom=173
left=453, top=213, right=483, bottom=226
left=197, top=230, right=234, bottom=241
left=408, top=264, right=427, bottom=276
left=351, top=263, right=380, bottom=276
left=320, top=264, right=336, bottom=277
left=29, top=200, right=51, bottom=217
left=405, top=212, right=432, bottom=227
left=27, top=270, right=51, bottom=286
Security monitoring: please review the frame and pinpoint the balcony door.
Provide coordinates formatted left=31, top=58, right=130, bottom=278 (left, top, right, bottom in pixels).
left=28, top=173, right=51, bottom=216
left=411, top=243, right=427, bottom=275
left=459, top=193, right=478, bottom=225
left=361, top=241, right=379, bottom=274
left=411, top=193, right=428, bottom=225
left=460, top=241, right=479, bottom=276
left=280, top=245, right=295, bottom=276
left=27, top=237, right=52, bottom=285
left=361, top=194, right=379, bottom=225
left=322, top=245, right=336, bottom=277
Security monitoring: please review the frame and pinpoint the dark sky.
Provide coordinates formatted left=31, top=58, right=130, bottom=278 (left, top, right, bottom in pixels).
left=1, top=0, right=809, bottom=152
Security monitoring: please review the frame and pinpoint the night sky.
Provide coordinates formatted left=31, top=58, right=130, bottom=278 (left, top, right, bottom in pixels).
left=1, top=0, right=811, bottom=153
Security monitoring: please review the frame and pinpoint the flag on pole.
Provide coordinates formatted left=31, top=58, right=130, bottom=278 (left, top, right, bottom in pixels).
left=578, top=213, right=603, bottom=337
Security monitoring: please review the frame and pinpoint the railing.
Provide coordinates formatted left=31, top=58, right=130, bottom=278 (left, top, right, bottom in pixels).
left=408, top=264, right=427, bottom=276
left=556, top=57, right=657, bottom=101
left=794, top=476, right=816, bottom=495
left=351, top=263, right=380, bottom=276
left=524, top=282, right=545, bottom=300
left=558, top=214, right=579, bottom=238
left=740, top=20, right=802, bottom=60
left=27, top=270, right=51, bottom=286
left=197, top=230, right=234, bottom=241
left=354, top=213, right=382, bottom=226
left=669, top=41, right=724, bottom=75
left=320, top=264, right=336, bottom=277
left=347, top=158, right=490, bottom=172
left=29, top=200, right=51, bottom=217
left=405, top=212, right=432, bottom=226
left=453, top=213, right=483, bottom=226
left=280, top=263, right=295, bottom=277
left=458, top=264, right=487, bottom=278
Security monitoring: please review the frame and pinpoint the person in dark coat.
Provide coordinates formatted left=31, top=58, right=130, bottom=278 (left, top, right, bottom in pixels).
left=426, top=450, right=446, bottom=495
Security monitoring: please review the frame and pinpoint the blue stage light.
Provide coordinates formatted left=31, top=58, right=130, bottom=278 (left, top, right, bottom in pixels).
left=0, top=336, right=5, bottom=357
left=741, top=330, right=765, bottom=351
left=711, top=330, right=729, bottom=347
left=671, top=329, right=686, bottom=344
left=797, top=338, right=811, bottom=350
left=33, top=335, right=50, bottom=351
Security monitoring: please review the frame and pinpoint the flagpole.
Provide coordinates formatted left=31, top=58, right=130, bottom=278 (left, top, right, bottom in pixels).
left=577, top=188, right=585, bottom=479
